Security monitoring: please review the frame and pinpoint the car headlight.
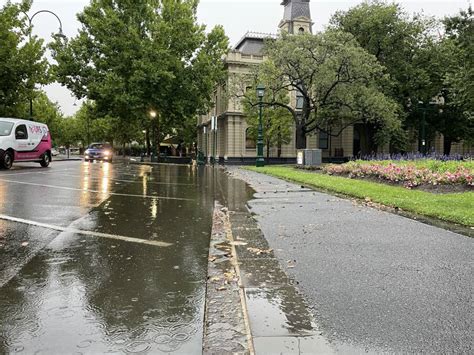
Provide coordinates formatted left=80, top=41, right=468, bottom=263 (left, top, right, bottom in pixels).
left=103, top=150, right=111, bottom=156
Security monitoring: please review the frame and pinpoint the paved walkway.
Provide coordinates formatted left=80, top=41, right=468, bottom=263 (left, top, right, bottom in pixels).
left=229, top=167, right=473, bottom=354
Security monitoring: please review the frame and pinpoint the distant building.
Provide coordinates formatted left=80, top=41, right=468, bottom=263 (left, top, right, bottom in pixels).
left=197, top=0, right=472, bottom=164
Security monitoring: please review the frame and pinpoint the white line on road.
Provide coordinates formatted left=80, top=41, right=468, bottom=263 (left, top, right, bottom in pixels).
left=0, top=214, right=172, bottom=247
left=34, top=171, right=196, bottom=186
left=0, top=178, right=193, bottom=201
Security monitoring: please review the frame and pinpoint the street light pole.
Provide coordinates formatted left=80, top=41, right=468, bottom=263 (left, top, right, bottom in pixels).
left=418, top=101, right=428, bottom=155
left=22, top=10, right=66, bottom=119
left=256, top=84, right=265, bottom=167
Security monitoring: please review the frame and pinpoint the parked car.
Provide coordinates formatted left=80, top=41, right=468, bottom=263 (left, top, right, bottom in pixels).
left=84, top=143, right=114, bottom=162
left=0, top=118, right=52, bottom=169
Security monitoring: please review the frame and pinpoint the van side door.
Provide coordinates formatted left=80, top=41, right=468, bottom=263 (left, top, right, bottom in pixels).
left=14, top=123, right=35, bottom=161
left=14, top=124, right=30, bottom=152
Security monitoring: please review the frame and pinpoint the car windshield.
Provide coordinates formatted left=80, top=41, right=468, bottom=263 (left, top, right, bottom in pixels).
left=89, top=144, right=111, bottom=150
left=0, top=121, right=14, bottom=136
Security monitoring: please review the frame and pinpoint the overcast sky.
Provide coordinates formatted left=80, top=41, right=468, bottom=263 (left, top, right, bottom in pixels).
left=2, top=0, right=471, bottom=116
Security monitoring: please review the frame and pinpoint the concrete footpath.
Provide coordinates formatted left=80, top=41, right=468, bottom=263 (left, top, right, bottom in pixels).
left=227, top=167, right=473, bottom=354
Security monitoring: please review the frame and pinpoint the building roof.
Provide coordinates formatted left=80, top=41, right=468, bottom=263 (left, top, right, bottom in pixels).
left=282, top=0, right=311, bottom=21
left=233, top=31, right=277, bottom=56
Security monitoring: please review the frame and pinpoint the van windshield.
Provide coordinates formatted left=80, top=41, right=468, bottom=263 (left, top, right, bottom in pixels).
left=0, top=121, right=14, bottom=136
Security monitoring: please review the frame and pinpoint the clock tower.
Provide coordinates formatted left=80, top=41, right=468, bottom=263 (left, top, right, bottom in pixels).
left=279, top=0, right=313, bottom=34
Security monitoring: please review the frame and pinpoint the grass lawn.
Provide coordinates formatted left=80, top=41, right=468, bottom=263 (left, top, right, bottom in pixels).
left=244, top=166, right=474, bottom=227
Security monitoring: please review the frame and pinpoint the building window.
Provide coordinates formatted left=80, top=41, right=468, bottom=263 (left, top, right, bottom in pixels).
left=246, top=128, right=256, bottom=149
left=299, top=27, right=305, bottom=33
left=319, top=131, right=329, bottom=150
left=296, top=93, right=304, bottom=110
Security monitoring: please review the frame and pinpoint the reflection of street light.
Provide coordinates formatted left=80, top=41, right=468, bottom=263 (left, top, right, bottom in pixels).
left=149, top=110, right=158, bottom=159
left=22, top=10, right=66, bottom=118
left=256, top=84, right=265, bottom=167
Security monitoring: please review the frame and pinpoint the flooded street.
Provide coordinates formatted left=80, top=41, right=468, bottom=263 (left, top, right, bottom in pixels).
left=0, top=161, right=247, bottom=354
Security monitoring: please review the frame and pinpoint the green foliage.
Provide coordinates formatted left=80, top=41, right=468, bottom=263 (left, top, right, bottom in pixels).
left=330, top=0, right=435, bottom=103
left=51, top=0, right=229, bottom=145
left=245, top=166, right=474, bottom=227
left=0, top=0, right=50, bottom=117
left=29, top=92, right=63, bottom=142
left=56, top=101, right=144, bottom=149
left=443, top=7, right=474, bottom=113
left=331, top=1, right=473, bottom=152
left=250, top=30, right=400, bottom=149
left=243, top=89, right=293, bottom=158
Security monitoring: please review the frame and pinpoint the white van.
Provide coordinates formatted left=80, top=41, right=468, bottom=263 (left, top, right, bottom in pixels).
left=0, top=118, right=52, bottom=170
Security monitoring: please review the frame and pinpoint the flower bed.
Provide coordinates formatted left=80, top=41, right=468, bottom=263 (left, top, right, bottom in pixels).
left=323, top=160, right=474, bottom=189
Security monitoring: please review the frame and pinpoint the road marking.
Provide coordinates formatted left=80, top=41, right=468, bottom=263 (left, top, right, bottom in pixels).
left=0, top=178, right=193, bottom=201
left=0, top=168, right=73, bottom=177
left=0, top=214, right=172, bottom=247
left=34, top=171, right=195, bottom=186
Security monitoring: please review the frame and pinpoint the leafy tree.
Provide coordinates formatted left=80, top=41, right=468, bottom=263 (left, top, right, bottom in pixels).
left=237, top=31, right=400, bottom=150
left=29, top=92, right=63, bottom=143
left=402, top=7, right=474, bottom=155
left=330, top=0, right=436, bottom=152
left=51, top=0, right=229, bottom=149
left=443, top=7, right=473, bottom=113
left=330, top=0, right=435, bottom=103
left=0, top=0, right=50, bottom=117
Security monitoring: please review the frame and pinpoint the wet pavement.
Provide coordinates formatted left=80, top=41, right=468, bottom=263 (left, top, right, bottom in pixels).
left=230, top=167, right=474, bottom=354
left=0, top=161, right=227, bottom=354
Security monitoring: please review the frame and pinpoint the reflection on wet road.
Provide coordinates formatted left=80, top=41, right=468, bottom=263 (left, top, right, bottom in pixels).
left=0, top=161, right=233, bottom=354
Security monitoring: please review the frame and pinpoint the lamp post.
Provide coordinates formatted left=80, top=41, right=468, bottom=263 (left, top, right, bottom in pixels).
left=417, top=100, right=439, bottom=155
left=256, top=84, right=265, bottom=167
left=203, top=126, right=207, bottom=162
left=22, top=10, right=66, bottom=118
left=210, top=116, right=218, bottom=165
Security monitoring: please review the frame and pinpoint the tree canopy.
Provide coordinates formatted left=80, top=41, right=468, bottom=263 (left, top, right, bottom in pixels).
left=238, top=31, right=400, bottom=150
left=0, top=0, right=50, bottom=117
left=51, top=0, right=229, bottom=147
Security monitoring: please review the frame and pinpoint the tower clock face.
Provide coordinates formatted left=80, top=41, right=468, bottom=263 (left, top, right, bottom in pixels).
left=299, top=27, right=305, bottom=33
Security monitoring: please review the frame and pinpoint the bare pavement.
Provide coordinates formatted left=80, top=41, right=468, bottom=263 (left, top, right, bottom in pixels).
left=229, top=167, right=473, bottom=354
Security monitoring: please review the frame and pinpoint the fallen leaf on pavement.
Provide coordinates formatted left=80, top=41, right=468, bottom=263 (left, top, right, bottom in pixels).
left=230, top=241, right=248, bottom=246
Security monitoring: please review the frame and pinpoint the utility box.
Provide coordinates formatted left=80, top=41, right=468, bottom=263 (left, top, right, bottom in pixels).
left=297, top=149, right=322, bottom=167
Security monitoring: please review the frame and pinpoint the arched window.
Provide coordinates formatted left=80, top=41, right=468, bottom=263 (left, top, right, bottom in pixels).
left=298, top=27, right=305, bottom=33
left=246, top=128, right=256, bottom=149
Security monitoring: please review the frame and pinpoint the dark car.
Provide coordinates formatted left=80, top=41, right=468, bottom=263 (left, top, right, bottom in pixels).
left=84, top=143, right=114, bottom=162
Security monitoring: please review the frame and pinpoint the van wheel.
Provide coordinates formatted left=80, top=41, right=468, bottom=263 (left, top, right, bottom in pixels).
left=40, top=153, right=51, bottom=168
left=1, top=151, right=13, bottom=170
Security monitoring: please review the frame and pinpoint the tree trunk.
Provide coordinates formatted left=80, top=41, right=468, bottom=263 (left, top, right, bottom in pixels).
left=295, top=123, right=306, bottom=150
left=443, top=137, right=453, bottom=156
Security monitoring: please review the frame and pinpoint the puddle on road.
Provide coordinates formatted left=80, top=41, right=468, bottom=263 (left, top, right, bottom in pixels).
left=0, top=164, right=246, bottom=354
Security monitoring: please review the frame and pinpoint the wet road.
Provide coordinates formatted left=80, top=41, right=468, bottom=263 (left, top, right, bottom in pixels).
left=0, top=161, right=235, bottom=354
